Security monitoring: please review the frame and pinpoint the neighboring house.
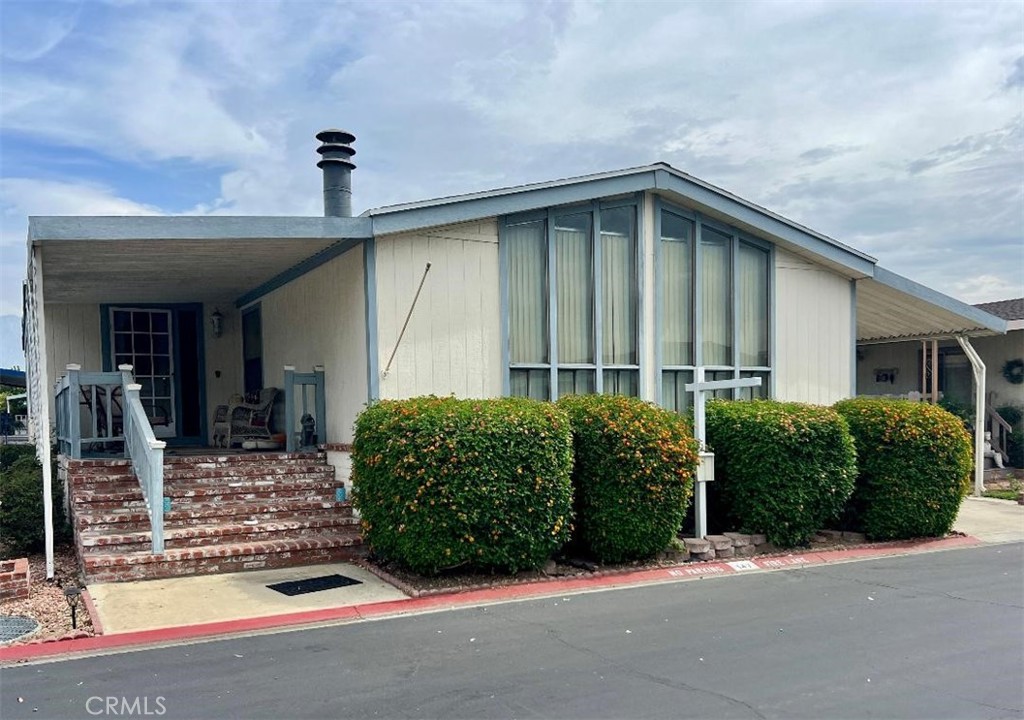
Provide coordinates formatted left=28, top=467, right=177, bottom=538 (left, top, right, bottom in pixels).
left=21, top=130, right=1008, bottom=580
left=858, top=297, right=1023, bottom=463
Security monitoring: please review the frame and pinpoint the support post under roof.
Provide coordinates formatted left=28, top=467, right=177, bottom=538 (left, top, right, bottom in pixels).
left=955, top=335, right=986, bottom=498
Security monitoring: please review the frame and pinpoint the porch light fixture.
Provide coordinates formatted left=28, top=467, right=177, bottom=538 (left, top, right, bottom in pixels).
left=63, top=585, right=82, bottom=629
left=210, top=309, right=224, bottom=338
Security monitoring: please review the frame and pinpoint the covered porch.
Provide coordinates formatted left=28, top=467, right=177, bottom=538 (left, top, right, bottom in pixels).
left=24, top=216, right=373, bottom=579
left=855, top=267, right=1009, bottom=495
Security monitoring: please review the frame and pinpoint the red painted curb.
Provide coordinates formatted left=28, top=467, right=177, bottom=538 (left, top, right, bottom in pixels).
left=81, top=588, right=104, bottom=637
left=0, top=534, right=984, bottom=663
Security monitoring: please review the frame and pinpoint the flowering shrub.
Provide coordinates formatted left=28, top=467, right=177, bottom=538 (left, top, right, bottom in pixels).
left=558, top=395, right=699, bottom=563
left=352, top=396, right=573, bottom=575
left=706, top=400, right=857, bottom=547
left=834, top=398, right=972, bottom=540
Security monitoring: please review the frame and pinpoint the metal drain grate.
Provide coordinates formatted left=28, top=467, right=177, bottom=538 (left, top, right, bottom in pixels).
left=0, top=615, right=40, bottom=643
left=266, top=574, right=362, bottom=596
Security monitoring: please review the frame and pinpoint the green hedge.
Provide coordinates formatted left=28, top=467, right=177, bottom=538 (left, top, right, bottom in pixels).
left=706, top=400, right=857, bottom=547
left=996, top=405, right=1023, bottom=468
left=834, top=398, right=972, bottom=540
left=1, top=446, right=68, bottom=556
left=558, top=395, right=699, bottom=563
left=352, top=397, right=574, bottom=575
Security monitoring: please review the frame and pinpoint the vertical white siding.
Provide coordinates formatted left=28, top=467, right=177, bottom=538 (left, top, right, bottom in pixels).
left=774, top=249, right=853, bottom=404
left=856, top=342, right=923, bottom=396
left=43, top=303, right=103, bottom=417
left=375, top=220, right=501, bottom=400
left=253, top=245, right=367, bottom=444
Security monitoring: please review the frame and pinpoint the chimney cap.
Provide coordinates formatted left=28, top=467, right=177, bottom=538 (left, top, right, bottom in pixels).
left=316, top=128, right=356, bottom=144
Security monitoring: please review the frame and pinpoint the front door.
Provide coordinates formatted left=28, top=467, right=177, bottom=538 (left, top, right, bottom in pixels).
left=110, top=308, right=176, bottom=437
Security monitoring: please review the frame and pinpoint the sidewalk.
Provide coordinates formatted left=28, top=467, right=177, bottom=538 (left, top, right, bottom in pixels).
left=953, top=495, right=1024, bottom=544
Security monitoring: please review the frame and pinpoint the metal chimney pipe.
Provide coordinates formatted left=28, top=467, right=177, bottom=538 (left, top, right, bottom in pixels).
left=316, top=129, right=356, bottom=217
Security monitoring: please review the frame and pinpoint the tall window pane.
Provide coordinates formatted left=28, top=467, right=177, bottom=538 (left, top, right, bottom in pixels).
left=558, top=369, right=596, bottom=397
left=555, top=213, right=593, bottom=364
left=662, top=370, right=694, bottom=414
left=600, top=206, right=637, bottom=365
left=738, top=243, right=769, bottom=367
left=507, top=221, right=548, bottom=364
left=511, top=369, right=550, bottom=400
left=701, top=226, right=732, bottom=365
left=661, top=212, right=694, bottom=366
left=603, top=369, right=639, bottom=397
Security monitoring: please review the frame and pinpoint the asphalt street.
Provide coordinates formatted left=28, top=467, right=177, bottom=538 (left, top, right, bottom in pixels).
left=2, top=543, right=1022, bottom=720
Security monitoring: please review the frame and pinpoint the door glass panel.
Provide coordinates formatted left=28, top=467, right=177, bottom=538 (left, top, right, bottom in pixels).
left=110, top=308, right=175, bottom=437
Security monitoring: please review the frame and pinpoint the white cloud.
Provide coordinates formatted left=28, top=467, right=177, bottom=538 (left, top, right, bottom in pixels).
left=0, top=0, right=1021, bottom=312
left=0, top=178, right=161, bottom=314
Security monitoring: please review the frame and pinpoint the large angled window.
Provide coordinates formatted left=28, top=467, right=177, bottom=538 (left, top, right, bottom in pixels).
left=658, top=204, right=771, bottom=408
left=506, top=202, right=639, bottom=400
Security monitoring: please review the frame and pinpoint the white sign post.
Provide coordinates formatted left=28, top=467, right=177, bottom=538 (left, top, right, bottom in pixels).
left=685, top=368, right=762, bottom=539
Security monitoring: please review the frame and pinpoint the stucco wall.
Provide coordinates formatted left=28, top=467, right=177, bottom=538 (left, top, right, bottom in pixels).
left=773, top=249, right=854, bottom=405
left=374, top=219, right=501, bottom=400
left=249, top=244, right=367, bottom=444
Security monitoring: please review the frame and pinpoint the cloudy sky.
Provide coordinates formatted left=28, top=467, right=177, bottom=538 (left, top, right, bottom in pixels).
left=1, top=0, right=1022, bottom=329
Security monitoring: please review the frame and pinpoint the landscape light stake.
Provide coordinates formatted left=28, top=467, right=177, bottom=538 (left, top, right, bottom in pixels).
left=63, top=586, right=82, bottom=629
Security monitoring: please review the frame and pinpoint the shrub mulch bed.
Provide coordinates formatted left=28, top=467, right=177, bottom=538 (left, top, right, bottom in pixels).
left=0, top=546, right=94, bottom=645
left=355, top=530, right=941, bottom=598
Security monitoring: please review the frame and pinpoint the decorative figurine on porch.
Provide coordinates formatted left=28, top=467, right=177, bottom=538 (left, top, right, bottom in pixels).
left=300, top=412, right=317, bottom=448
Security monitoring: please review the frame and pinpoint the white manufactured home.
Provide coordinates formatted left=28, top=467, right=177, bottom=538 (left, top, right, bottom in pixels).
left=23, top=130, right=1007, bottom=580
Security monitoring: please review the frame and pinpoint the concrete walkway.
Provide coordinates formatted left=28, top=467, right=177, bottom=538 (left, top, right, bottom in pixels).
left=954, top=496, right=1024, bottom=544
left=87, top=562, right=406, bottom=634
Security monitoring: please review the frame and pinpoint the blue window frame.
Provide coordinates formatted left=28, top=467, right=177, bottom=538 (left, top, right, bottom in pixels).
left=655, top=198, right=773, bottom=411
left=501, top=197, right=643, bottom=400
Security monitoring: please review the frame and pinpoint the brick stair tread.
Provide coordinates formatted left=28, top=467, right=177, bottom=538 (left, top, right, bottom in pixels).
left=82, top=532, right=361, bottom=568
left=70, top=466, right=334, bottom=486
left=72, top=476, right=340, bottom=504
left=70, top=452, right=325, bottom=468
left=75, top=500, right=353, bottom=528
left=80, top=515, right=360, bottom=547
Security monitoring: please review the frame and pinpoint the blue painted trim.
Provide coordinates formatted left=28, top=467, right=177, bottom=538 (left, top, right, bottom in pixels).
left=593, top=200, right=604, bottom=394
left=100, top=302, right=207, bottom=446
left=498, top=221, right=511, bottom=396
left=870, top=266, right=1006, bottom=335
left=30, top=216, right=373, bottom=242
left=369, top=172, right=658, bottom=236
left=363, top=238, right=380, bottom=401
left=850, top=280, right=857, bottom=397
left=693, top=213, right=704, bottom=370
left=653, top=196, right=664, bottom=406
left=547, top=208, right=559, bottom=399
left=636, top=193, right=648, bottom=402
left=235, top=238, right=362, bottom=308
left=768, top=244, right=777, bottom=399
left=654, top=171, right=875, bottom=276
left=731, top=232, right=741, bottom=387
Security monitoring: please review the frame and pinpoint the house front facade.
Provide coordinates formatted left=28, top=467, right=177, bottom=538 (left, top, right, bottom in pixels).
left=23, top=130, right=1007, bottom=580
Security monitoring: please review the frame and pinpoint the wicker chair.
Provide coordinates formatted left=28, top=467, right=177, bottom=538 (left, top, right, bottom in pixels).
left=212, top=388, right=279, bottom=448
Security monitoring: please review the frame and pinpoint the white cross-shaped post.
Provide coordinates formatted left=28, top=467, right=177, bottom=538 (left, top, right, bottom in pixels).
left=685, top=368, right=763, bottom=539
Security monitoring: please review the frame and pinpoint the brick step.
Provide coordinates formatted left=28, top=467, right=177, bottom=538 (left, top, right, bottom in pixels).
left=82, top=533, right=364, bottom=582
left=75, top=500, right=355, bottom=531
left=80, top=515, right=361, bottom=554
left=73, top=488, right=344, bottom=514
left=69, top=465, right=335, bottom=488
left=74, top=479, right=344, bottom=507
left=70, top=452, right=326, bottom=469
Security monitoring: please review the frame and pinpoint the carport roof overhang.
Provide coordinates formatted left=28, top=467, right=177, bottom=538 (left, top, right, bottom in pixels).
left=28, top=216, right=373, bottom=306
left=857, top=266, right=1007, bottom=344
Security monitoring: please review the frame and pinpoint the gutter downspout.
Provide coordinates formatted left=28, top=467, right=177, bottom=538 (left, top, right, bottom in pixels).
left=955, top=335, right=986, bottom=497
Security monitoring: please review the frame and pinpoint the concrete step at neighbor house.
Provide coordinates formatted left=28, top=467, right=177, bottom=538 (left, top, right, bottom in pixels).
left=65, top=452, right=363, bottom=582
